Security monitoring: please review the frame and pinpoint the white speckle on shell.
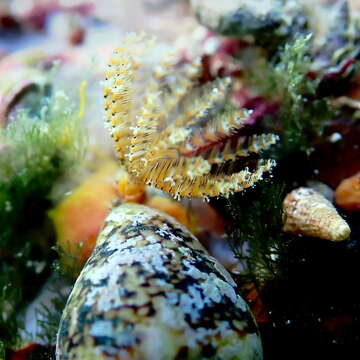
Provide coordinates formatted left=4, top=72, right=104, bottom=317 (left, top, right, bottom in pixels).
left=56, top=203, right=262, bottom=360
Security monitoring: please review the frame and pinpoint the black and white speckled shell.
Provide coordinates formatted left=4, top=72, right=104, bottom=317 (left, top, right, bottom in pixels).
left=56, top=203, right=262, bottom=360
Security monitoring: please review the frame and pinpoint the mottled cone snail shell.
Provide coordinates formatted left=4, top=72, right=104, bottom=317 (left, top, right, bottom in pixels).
left=56, top=203, right=262, bottom=360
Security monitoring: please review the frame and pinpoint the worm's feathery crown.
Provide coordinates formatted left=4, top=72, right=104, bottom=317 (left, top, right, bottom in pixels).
left=104, top=33, right=278, bottom=199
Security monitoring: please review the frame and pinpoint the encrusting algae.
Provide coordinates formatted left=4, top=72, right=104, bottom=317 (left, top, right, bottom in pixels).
left=334, top=172, right=360, bottom=211
left=49, top=160, right=119, bottom=271
left=104, top=33, right=278, bottom=199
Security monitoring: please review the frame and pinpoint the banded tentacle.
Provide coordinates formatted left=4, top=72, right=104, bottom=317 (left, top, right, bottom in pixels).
left=104, top=33, right=154, bottom=162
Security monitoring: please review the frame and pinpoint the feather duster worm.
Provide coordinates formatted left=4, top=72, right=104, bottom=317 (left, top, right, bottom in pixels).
left=56, top=203, right=262, bottom=359
left=103, top=33, right=278, bottom=199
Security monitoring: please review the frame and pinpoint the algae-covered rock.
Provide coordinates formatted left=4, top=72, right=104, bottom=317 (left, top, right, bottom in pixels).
left=190, top=0, right=307, bottom=48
